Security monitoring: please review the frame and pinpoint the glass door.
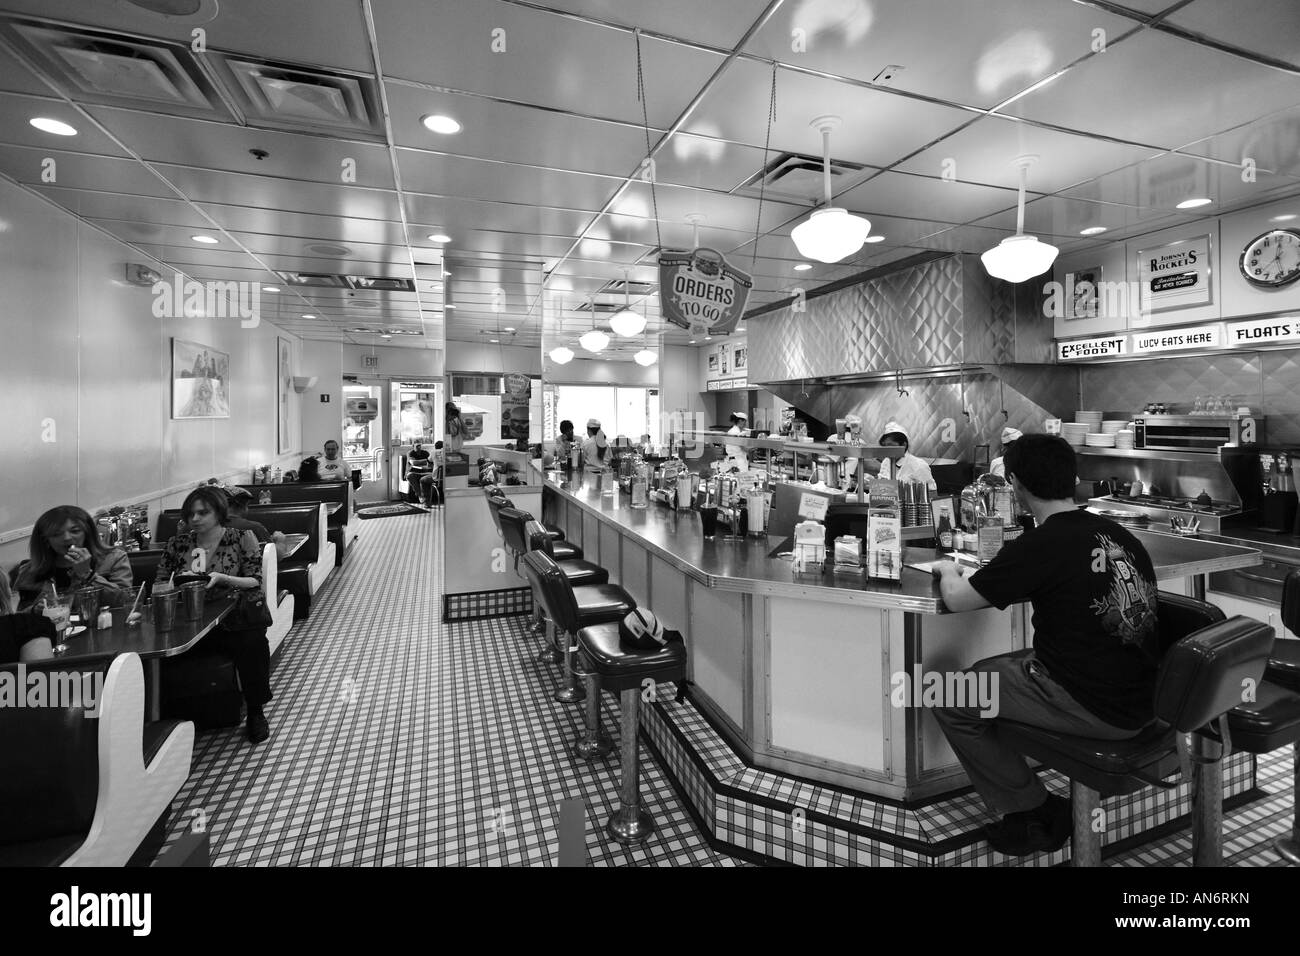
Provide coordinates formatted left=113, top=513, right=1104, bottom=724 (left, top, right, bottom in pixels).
left=343, top=381, right=388, bottom=505
left=389, top=380, right=441, bottom=501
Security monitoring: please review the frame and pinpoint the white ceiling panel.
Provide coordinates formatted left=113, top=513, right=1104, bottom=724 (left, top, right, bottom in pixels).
left=396, top=148, right=620, bottom=210
left=199, top=205, right=410, bottom=245
left=1002, top=30, right=1300, bottom=150
left=29, top=188, right=208, bottom=226
left=681, top=57, right=974, bottom=166
left=1177, top=105, right=1300, bottom=179
left=87, top=107, right=398, bottom=189
left=1165, top=0, right=1300, bottom=68
left=384, top=80, right=654, bottom=177
left=970, top=195, right=1183, bottom=238
left=0, top=0, right=376, bottom=72
left=1106, top=0, right=1183, bottom=15
left=840, top=171, right=1023, bottom=222
left=743, top=0, right=1141, bottom=110
left=1055, top=150, right=1300, bottom=212
left=0, top=145, right=176, bottom=196
left=373, top=0, right=724, bottom=127
left=636, top=133, right=779, bottom=192
left=403, top=192, right=595, bottom=237
left=534, top=0, right=772, bottom=49
left=894, top=115, right=1161, bottom=192
left=151, top=164, right=402, bottom=220
left=0, top=92, right=131, bottom=155
left=615, top=180, right=809, bottom=234
left=0, top=38, right=52, bottom=95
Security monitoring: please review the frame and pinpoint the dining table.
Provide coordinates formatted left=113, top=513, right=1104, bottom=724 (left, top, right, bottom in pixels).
left=278, top=532, right=309, bottom=559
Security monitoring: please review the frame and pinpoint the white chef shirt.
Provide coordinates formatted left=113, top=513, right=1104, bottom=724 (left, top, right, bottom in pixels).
left=724, top=424, right=749, bottom=468
left=879, top=452, right=936, bottom=490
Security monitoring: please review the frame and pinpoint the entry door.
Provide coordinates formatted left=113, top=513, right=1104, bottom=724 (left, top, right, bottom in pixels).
left=344, top=380, right=388, bottom=506
left=388, top=380, right=441, bottom=501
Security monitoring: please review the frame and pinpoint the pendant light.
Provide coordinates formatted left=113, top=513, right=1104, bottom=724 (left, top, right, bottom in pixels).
left=633, top=341, right=658, bottom=367
left=980, top=155, right=1059, bottom=283
left=549, top=299, right=574, bottom=364
left=791, top=115, right=871, bottom=263
left=578, top=297, right=609, bottom=353
left=608, top=268, right=646, bottom=337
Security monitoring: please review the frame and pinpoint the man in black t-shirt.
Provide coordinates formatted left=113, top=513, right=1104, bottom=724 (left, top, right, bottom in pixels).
left=932, top=434, right=1159, bottom=855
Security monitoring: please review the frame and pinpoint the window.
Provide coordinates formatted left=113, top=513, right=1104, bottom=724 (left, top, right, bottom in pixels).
left=551, top=386, right=661, bottom=444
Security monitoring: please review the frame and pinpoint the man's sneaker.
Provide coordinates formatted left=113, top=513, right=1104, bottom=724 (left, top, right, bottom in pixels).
left=984, top=794, right=1071, bottom=856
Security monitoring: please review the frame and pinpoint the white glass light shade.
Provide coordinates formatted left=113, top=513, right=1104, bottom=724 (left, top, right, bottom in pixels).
left=549, top=346, right=574, bottom=365
left=608, top=308, right=646, bottom=337
left=791, top=207, right=871, bottom=263
left=633, top=349, right=658, bottom=366
left=979, top=234, right=1059, bottom=283
left=578, top=329, right=609, bottom=353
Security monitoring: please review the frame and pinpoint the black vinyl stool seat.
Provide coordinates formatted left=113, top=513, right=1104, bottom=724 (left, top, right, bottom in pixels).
left=483, top=484, right=566, bottom=541
left=998, top=594, right=1274, bottom=866
left=486, top=492, right=579, bottom=559
left=576, top=622, right=687, bottom=845
left=519, top=551, right=636, bottom=705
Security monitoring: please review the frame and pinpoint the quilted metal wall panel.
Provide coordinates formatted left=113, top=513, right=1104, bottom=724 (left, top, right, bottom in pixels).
left=1079, top=354, right=1263, bottom=419
left=1261, top=351, right=1300, bottom=446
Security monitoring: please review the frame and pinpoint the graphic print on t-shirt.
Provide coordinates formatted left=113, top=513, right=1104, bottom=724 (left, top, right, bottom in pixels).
left=1090, top=532, right=1157, bottom=647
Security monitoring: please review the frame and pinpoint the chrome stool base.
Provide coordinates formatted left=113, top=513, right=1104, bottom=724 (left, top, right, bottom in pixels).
left=574, top=733, right=614, bottom=760
left=574, top=669, right=613, bottom=759
left=554, top=683, right=585, bottom=703
left=1276, top=837, right=1300, bottom=865
left=607, top=805, right=655, bottom=845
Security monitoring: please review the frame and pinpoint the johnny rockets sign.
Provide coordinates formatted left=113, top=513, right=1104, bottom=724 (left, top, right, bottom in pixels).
left=658, top=247, right=753, bottom=336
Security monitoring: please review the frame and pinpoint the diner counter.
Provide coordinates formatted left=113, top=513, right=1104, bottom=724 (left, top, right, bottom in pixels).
left=542, top=468, right=1261, bottom=613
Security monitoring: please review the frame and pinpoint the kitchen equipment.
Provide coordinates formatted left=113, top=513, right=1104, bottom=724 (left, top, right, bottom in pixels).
left=1132, top=414, right=1264, bottom=452
left=1086, top=492, right=1243, bottom=533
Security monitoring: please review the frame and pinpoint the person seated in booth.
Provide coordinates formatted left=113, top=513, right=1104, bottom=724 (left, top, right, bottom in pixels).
left=319, top=440, right=351, bottom=481
left=581, top=418, right=608, bottom=469
left=12, top=505, right=134, bottom=612
left=930, top=434, right=1161, bottom=855
left=0, top=573, right=56, bottom=663
left=418, top=441, right=445, bottom=508
left=155, top=485, right=273, bottom=745
left=407, top=440, right=433, bottom=504
left=990, top=427, right=1023, bottom=478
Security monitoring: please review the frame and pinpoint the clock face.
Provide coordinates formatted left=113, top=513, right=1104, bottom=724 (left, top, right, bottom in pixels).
left=1240, top=228, right=1300, bottom=288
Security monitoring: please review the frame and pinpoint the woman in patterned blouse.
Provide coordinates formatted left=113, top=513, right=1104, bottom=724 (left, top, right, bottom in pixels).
left=156, top=485, right=273, bottom=744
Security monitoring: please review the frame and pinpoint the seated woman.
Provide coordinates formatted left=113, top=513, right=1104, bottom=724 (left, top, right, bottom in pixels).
left=12, top=505, right=134, bottom=612
left=155, top=486, right=273, bottom=745
left=0, top=573, right=55, bottom=663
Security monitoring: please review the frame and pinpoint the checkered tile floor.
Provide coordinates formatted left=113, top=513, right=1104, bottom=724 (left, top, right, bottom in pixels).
left=163, top=511, right=1296, bottom=867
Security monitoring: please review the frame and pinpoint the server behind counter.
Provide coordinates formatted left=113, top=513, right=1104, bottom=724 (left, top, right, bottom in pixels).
left=876, top=421, right=937, bottom=491
left=582, top=418, right=608, bottom=469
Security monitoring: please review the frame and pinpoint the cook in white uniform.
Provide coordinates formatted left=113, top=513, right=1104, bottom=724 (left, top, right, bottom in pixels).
left=581, top=417, right=608, bottom=469
left=989, top=426, right=1022, bottom=478
left=724, top=412, right=749, bottom=471
left=876, top=420, right=937, bottom=491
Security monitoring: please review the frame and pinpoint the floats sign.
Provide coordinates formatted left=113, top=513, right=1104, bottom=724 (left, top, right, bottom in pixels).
left=659, top=247, right=753, bottom=336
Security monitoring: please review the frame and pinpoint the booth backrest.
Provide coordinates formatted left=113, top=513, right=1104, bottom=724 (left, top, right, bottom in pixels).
left=156, top=504, right=320, bottom=564
left=232, top=481, right=351, bottom=525
left=0, top=658, right=105, bottom=845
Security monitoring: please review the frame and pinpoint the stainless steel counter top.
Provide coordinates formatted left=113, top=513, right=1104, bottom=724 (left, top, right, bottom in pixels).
left=542, top=470, right=1262, bottom=614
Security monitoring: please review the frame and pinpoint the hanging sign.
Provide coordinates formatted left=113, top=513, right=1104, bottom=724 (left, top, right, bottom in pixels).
left=501, top=373, right=531, bottom=440
left=345, top=397, right=378, bottom=422
left=659, top=247, right=753, bottom=335
left=1057, top=336, right=1127, bottom=361
left=1130, top=324, right=1221, bottom=354
left=1225, top=317, right=1300, bottom=346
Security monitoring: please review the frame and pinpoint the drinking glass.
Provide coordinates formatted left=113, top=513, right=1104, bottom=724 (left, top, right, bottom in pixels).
left=42, top=595, right=74, bottom=654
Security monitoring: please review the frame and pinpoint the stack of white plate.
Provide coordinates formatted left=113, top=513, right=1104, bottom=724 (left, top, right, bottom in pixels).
left=1062, top=423, right=1090, bottom=446
left=1114, top=430, right=1135, bottom=449
left=1101, top=420, right=1129, bottom=434
left=1076, top=411, right=1104, bottom=430
left=1085, top=433, right=1117, bottom=448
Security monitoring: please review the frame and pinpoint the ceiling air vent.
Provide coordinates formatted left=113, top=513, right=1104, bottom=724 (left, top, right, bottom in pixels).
left=597, top=278, right=656, bottom=297
left=736, top=151, right=869, bottom=204
left=278, top=272, right=348, bottom=288
left=347, top=276, right=416, bottom=292
left=0, top=18, right=227, bottom=119
left=210, top=55, right=384, bottom=139
left=575, top=301, right=626, bottom=314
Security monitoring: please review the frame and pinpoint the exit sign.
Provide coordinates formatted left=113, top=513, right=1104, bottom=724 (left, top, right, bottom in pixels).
left=363, top=355, right=379, bottom=368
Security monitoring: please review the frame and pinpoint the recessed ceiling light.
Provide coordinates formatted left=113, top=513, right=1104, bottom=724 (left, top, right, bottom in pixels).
left=689, top=339, right=696, bottom=344
left=1175, top=197, right=1212, bottom=209
left=865, top=235, right=885, bottom=243
left=503, top=326, right=515, bottom=332
left=794, top=264, right=812, bottom=271
left=442, top=271, right=452, bottom=277
left=30, top=117, right=76, bottom=136
left=1080, top=226, right=1108, bottom=236
left=262, top=286, right=281, bottom=292
left=428, top=233, right=451, bottom=243
left=705, top=335, right=712, bottom=341
left=302, top=313, right=317, bottom=319
left=421, top=114, right=462, bottom=135
left=444, top=304, right=456, bottom=309
left=191, top=235, right=219, bottom=244
left=1271, top=213, right=1297, bottom=222
left=489, top=338, right=499, bottom=343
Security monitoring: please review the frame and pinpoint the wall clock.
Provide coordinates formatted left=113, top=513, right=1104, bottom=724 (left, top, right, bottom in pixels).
left=1240, top=228, right=1300, bottom=288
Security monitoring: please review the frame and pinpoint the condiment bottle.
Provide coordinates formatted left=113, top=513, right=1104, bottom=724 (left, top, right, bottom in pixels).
left=936, top=514, right=954, bottom=554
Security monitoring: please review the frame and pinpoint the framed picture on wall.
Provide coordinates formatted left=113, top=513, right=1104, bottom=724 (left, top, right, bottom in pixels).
left=1064, top=265, right=1101, bottom=320
left=1136, top=234, right=1213, bottom=314
left=172, top=338, right=230, bottom=420
left=277, top=336, right=292, bottom=453
left=733, top=346, right=748, bottom=371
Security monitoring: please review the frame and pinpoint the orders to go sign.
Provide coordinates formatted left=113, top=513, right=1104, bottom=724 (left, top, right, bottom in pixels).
left=658, top=247, right=753, bottom=336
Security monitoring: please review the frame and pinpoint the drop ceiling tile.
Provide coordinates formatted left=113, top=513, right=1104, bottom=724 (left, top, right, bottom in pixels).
left=30, top=188, right=208, bottom=226
left=1056, top=150, right=1300, bottom=212
left=0, top=145, right=175, bottom=196
left=0, top=41, right=55, bottom=96
left=1001, top=29, right=1300, bottom=149
left=151, top=164, right=402, bottom=220
left=970, top=195, right=1183, bottom=238
left=840, top=171, right=1023, bottom=222
left=1106, top=0, right=1182, bottom=14
left=1177, top=105, right=1300, bottom=179
left=396, top=149, right=619, bottom=211
left=1164, top=0, right=1300, bottom=68
left=0, top=93, right=130, bottom=155
left=385, top=80, right=653, bottom=177
left=611, top=180, right=807, bottom=236
left=681, top=57, right=973, bottom=166
left=537, top=0, right=771, bottom=49
left=404, top=193, right=595, bottom=238
left=895, top=115, right=1161, bottom=192
left=199, top=205, right=409, bottom=245
left=744, top=0, right=1141, bottom=110
left=86, top=107, right=397, bottom=188
left=0, top=0, right=375, bottom=73
left=655, top=134, right=782, bottom=192
left=372, top=0, right=725, bottom=127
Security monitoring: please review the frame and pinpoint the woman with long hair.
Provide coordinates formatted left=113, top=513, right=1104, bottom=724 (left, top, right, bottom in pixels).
left=445, top=401, right=466, bottom=455
left=12, top=505, right=133, bottom=611
left=156, top=485, right=273, bottom=745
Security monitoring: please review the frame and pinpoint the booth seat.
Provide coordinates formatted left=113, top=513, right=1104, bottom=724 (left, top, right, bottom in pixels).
left=261, top=542, right=294, bottom=657
left=0, top=653, right=194, bottom=866
left=234, top=481, right=352, bottom=566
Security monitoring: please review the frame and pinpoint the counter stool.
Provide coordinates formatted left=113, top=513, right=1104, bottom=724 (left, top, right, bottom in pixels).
left=519, top=551, right=635, bottom=705
left=483, top=485, right=568, bottom=542
left=499, top=507, right=609, bottom=665
left=997, top=594, right=1273, bottom=867
left=1227, top=683, right=1300, bottom=864
left=486, top=493, right=581, bottom=560
left=576, top=623, right=687, bottom=845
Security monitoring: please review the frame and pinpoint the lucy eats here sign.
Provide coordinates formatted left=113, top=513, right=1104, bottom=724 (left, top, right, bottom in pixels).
left=659, top=247, right=753, bottom=336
